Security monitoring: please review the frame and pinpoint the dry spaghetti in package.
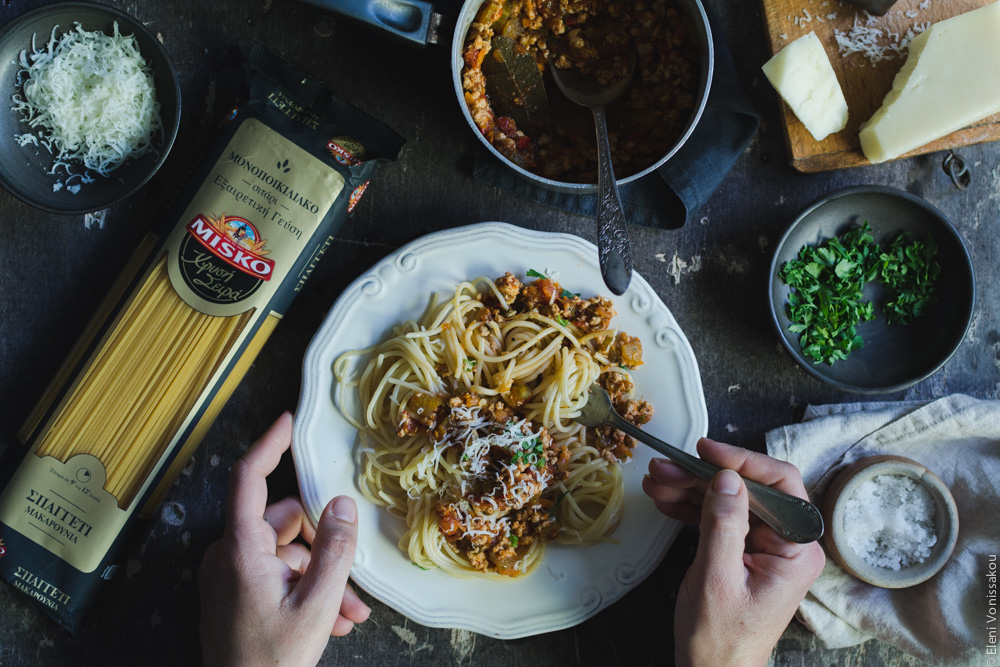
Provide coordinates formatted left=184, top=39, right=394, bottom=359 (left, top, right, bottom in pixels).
left=0, top=41, right=404, bottom=633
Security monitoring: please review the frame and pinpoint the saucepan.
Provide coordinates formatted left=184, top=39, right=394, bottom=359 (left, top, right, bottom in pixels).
left=301, top=0, right=714, bottom=194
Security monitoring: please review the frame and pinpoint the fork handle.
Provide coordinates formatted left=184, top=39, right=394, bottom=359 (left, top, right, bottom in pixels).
left=609, top=416, right=824, bottom=544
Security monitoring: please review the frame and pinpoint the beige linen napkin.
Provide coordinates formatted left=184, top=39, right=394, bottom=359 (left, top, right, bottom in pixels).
left=765, top=394, right=1000, bottom=667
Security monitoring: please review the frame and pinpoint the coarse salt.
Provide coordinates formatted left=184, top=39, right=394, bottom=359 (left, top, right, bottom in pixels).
left=843, top=474, right=937, bottom=570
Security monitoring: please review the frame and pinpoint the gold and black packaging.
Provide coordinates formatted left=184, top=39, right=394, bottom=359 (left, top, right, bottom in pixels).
left=0, top=42, right=405, bottom=633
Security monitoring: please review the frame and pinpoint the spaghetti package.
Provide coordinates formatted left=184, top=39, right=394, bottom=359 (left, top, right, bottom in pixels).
left=0, top=42, right=404, bottom=633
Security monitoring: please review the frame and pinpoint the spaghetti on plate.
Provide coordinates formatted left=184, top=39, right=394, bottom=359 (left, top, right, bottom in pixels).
left=334, top=271, right=652, bottom=578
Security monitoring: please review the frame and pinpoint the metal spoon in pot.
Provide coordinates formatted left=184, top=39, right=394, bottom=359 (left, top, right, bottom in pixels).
left=550, top=53, right=635, bottom=296
left=575, top=384, right=825, bottom=544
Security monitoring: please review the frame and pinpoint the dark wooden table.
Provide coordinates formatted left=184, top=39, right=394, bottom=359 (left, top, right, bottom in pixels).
left=1, top=0, right=990, bottom=664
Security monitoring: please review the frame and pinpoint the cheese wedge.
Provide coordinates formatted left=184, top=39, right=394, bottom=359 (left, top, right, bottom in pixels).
left=860, top=1, right=1000, bottom=164
left=762, top=32, right=849, bottom=142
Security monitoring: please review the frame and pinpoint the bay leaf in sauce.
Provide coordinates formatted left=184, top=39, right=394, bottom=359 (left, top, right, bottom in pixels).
left=481, top=35, right=549, bottom=133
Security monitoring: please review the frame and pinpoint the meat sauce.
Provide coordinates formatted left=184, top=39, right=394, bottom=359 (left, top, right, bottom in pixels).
left=397, top=273, right=653, bottom=575
left=461, top=0, right=700, bottom=183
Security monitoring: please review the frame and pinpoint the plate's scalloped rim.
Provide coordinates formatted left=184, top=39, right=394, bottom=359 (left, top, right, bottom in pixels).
left=292, top=222, right=708, bottom=638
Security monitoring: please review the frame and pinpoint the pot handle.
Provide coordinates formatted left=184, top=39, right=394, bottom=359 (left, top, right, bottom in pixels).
left=299, top=0, right=440, bottom=47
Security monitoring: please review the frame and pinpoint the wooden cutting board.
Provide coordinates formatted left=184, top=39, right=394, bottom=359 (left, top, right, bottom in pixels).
left=759, top=0, right=1000, bottom=172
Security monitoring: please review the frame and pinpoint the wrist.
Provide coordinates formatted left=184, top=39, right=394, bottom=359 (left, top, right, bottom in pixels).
left=675, top=635, right=774, bottom=667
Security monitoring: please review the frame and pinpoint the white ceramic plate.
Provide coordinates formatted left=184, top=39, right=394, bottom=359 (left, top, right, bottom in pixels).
left=292, top=222, right=708, bottom=638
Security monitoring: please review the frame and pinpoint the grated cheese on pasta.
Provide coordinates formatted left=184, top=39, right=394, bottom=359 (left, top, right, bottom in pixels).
left=13, top=21, right=162, bottom=178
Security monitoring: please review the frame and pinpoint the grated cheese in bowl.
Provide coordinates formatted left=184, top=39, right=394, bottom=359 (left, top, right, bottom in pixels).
left=12, top=21, right=162, bottom=180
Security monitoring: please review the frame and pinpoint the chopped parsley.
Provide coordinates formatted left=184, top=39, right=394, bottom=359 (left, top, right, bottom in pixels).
left=463, top=357, right=478, bottom=372
left=781, top=223, right=876, bottom=365
left=560, top=288, right=580, bottom=298
left=876, top=232, right=941, bottom=325
left=526, top=268, right=547, bottom=278
left=511, top=438, right=545, bottom=467
left=780, top=221, right=940, bottom=365
left=555, top=316, right=569, bottom=327
left=548, top=491, right=569, bottom=517
left=509, top=534, right=519, bottom=548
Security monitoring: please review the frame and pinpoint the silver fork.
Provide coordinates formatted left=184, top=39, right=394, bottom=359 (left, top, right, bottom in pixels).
left=575, top=384, right=824, bottom=544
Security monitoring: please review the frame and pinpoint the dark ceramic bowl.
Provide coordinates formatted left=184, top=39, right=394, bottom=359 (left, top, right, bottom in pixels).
left=769, top=185, right=975, bottom=394
left=0, top=2, right=181, bottom=214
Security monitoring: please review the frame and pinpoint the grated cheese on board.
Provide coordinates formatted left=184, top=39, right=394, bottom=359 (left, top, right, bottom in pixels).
left=13, top=21, right=162, bottom=178
left=834, top=12, right=930, bottom=67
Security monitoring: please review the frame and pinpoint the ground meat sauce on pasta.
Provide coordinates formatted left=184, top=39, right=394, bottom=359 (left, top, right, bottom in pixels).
left=462, top=0, right=699, bottom=183
left=434, top=392, right=565, bottom=576
left=396, top=273, right=653, bottom=575
left=475, top=272, right=653, bottom=460
left=478, top=273, right=616, bottom=332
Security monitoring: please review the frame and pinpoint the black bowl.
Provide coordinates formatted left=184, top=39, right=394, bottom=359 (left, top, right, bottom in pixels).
left=769, top=185, right=976, bottom=394
left=0, top=2, right=181, bottom=214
